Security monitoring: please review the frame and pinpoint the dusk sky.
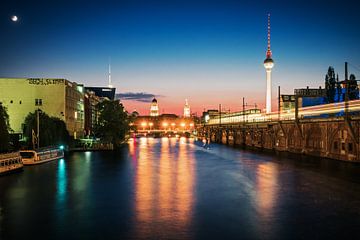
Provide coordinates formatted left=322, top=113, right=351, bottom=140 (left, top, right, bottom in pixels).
left=1, top=0, right=360, bottom=115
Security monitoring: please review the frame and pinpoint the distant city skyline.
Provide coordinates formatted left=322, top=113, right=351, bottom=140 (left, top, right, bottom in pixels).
left=1, top=0, right=360, bottom=115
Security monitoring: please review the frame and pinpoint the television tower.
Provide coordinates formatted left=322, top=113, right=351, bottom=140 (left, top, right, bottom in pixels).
left=264, top=13, right=274, bottom=114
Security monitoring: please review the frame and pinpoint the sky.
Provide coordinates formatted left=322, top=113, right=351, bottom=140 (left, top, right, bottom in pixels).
left=1, top=0, right=360, bottom=115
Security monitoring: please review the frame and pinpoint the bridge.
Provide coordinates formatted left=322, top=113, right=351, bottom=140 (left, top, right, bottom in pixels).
left=198, top=99, right=360, bottom=162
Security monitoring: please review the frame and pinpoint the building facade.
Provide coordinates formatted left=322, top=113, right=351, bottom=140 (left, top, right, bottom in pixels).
left=84, top=90, right=101, bottom=136
left=84, top=87, right=116, bottom=100
left=134, top=114, right=194, bottom=133
left=183, top=99, right=191, bottom=118
left=0, top=78, right=85, bottom=139
left=150, top=98, right=159, bottom=116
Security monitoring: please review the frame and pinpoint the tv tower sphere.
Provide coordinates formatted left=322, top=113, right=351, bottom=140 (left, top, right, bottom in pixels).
left=264, top=57, right=274, bottom=70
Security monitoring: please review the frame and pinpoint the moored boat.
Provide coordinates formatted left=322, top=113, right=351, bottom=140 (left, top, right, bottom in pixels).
left=0, top=152, right=23, bottom=176
left=20, top=147, right=64, bottom=165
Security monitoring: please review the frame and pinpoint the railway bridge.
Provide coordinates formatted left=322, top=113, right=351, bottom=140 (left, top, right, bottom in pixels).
left=198, top=117, right=360, bottom=162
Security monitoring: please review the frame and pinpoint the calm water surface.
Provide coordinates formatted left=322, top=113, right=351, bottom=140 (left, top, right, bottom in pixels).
left=1, top=137, right=360, bottom=239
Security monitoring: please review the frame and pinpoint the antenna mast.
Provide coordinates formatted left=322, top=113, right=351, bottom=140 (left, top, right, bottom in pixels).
left=266, top=13, right=272, bottom=59
left=108, top=59, right=113, bottom=88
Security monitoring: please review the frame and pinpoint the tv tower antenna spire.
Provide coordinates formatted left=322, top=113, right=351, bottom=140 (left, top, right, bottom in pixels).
left=266, top=13, right=272, bottom=59
left=108, top=58, right=113, bottom=88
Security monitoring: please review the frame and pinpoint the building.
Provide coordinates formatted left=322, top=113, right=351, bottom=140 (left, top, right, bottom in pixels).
left=264, top=13, right=274, bottom=114
left=0, top=78, right=85, bottom=139
left=133, top=99, right=195, bottom=133
left=202, top=109, right=219, bottom=123
left=84, top=90, right=101, bottom=136
left=150, top=98, right=159, bottom=116
left=294, top=86, right=327, bottom=108
left=183, top=99, right=191, bottom=118
left=134, top=114, right=194, bottom=133
left=280, top=95, right=296, bottom=112
left=84, top=87, right=116, bottom=100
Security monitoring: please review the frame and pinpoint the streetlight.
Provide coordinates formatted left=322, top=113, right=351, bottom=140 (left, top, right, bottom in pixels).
left=149, top=122, right=153, bottom=131
left=141, top=122, right=147, bottom=131
left=162, top=122, right=168, bottom=129
left=181, top=122, right=186, bottom=131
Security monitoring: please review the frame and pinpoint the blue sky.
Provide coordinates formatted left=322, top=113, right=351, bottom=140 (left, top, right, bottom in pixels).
left=1, top=0, right=360, bottom=114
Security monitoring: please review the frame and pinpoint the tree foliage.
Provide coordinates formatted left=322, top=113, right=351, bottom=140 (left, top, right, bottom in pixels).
left=23, top=110, right=70, bottom=148
left=325, top=66, right=336, bottom=103
left=0, top=104, right=10, bottom=153
left=348, top=74, right=359, bottom=100
left=94, top=100, right=130, bottom=147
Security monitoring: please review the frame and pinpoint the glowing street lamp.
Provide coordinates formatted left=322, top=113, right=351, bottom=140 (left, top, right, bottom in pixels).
left=141, top=122, right=147, bottom=130
left=149, top=122, right=153, bottom=131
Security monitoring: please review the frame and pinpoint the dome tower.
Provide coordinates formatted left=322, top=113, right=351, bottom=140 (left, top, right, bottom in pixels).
left=150, top=98, right=159, bottom=116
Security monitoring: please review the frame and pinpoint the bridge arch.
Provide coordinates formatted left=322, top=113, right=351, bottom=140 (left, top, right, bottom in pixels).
left=329, top=126, right=357, bottom=158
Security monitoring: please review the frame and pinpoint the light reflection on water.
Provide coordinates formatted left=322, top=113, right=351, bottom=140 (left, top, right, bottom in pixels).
left=1, top=138, right=360, bottom=239
left=132, top=137, right=195, bottom=239
left=57, top=159, right=67, bottom=203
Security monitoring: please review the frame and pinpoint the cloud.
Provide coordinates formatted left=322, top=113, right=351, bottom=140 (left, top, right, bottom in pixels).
left=116, top=92, right=162, bottom=102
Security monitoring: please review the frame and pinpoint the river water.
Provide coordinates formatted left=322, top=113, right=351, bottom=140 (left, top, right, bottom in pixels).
left=1, top=137, right=360, bottom=239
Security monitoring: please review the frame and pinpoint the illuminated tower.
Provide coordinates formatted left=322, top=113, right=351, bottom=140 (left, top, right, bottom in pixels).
left=264, top=13, right=274, bottom=114
left=183, top=99, right=191, bottom=118
left=150, top=98, right=159, bottom=116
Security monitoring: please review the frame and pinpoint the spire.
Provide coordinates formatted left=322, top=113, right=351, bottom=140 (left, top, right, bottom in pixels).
left=108, top=59, right=113, bottom=88
left=266, top=13, right=272, bottom=59
left=184, top=99, right=191, bottom=118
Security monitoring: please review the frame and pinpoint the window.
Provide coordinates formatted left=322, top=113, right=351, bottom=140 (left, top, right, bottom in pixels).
left=342, top=143, right=345, bottom=151
left=10, top=100, right=13, bottom=104
left=19, top=100, right=22, bottom=104
left=35, top=99, right=43, bottom=106
left=334, top=141, right=338, bottom=150
left=348, top=143, right=353, bottom=152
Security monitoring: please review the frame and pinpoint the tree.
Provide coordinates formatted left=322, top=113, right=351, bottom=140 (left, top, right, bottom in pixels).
left=325, top=66, right=336, bottom=103
left=348, top=74, right=359, bottom=100
left=94, top=100, right=130, bottom=148
left=0, top=104, right=10, bottom=153
left=23, top=110, right=70, bottom=148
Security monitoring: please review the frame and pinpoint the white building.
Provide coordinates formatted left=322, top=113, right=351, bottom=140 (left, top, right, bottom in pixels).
left=150, top=98, right=159, bottom=116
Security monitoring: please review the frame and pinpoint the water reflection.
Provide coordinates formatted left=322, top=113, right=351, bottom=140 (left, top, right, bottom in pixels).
left=2, top=139, right=360, bottom=239
left=132, top=137, right=195, bottom=239
left=57, top=159, right=67, bottom=203
left=255, top=163, right=279, bottom=218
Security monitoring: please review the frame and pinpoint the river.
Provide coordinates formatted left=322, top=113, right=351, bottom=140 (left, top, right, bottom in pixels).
left=1, top=137, right=360, bottom=239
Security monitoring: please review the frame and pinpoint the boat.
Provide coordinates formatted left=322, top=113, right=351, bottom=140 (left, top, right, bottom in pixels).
left=0, top=152, right=23, bottom=176
left=20, top=147, right=64, bottom=165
